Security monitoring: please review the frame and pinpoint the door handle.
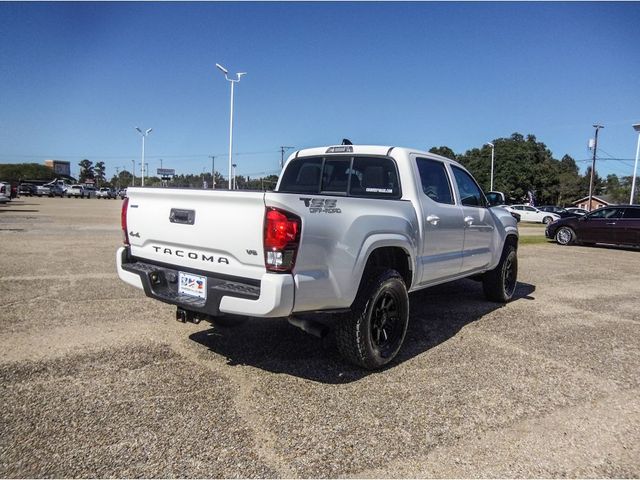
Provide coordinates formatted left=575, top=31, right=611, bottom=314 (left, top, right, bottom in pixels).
left=426, top=214, right=440, bottom=226
left=606, top=222, right=616, bottom=225
left=464, top=216, right=474, bottom=226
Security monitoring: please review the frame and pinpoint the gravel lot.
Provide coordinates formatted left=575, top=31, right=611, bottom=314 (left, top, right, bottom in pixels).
left=1, top=197, right=639, bottom=478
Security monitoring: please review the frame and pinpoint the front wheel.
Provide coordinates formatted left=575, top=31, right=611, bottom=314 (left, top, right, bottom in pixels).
left=336, top=269, right=409, bottom=369
left=482, top=244, right=518, bottom=303
left=555, top=227, right=575, bottom=245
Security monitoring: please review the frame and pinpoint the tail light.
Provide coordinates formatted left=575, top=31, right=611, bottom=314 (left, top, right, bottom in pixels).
left=264, top=208, right=301, bottom=273
left=121, top=197, right=129, bottom=245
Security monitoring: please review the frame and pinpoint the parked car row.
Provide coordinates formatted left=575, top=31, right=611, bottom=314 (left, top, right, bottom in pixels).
left=498, top=204, right=561, bottom=224
left=14, top=183, right=127, bottom=199
left=546, top=205, right=640, bottom=248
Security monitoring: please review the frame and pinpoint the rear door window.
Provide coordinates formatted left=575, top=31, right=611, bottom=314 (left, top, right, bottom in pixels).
left=415, top=157, right=454, bottom=204
left=623, top=208, right=640, bottom=219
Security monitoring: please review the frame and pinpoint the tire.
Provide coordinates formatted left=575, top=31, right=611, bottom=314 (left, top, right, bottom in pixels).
left=482, top=244, right=518, bottom=303
left=555, top=226, right=575, bottom=246
left=336, top=268, right=409, bottom=369
left=543, top=216, right=553, bottom=225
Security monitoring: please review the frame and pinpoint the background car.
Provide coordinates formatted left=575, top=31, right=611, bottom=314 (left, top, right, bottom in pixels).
left=47, top=184, right=65, bottom=197
left=84, top=186, right=97, bottom=198
left=18, top=183, right=37, bottom=197
left=36, top=185, right=51, bottom=197
left=118, top=188, right=127, bottom=199
left=538, top=205, right=579, bottom=218
left=67, top=185, right=86, bottom=198
left=566, top=207, right=589, bottom=216
left=96, top=187, right=116, bottom=199
left=546, top=205, right=640, bottom=247
left=0, top=181, right=12, bottom=201
left=502, top=204, right=560, bottom=224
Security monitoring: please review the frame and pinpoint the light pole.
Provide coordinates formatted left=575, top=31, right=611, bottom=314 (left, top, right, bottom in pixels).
left=131, top=159, right=136, bottom=187
left=486, top=142, right=495, bottom=191
left=280, top=146, right=294, bottom=169
left=588, top=124, right=604, bottom=211
left=215, top=63, right=246, bottom=190
left=210, top=155, right=216, bottom=189
left=232, top=163, right=237, bottom=190
left=631, top=123, right=640, bottom=205
left=135, top=127, right=152, bottom=187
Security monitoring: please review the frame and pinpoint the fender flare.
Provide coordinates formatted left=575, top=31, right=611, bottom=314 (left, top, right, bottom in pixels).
left=352, top=234, right=417, bottom=291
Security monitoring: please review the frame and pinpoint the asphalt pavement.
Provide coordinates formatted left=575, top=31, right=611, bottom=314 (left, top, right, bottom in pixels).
left=1, top=196, right=639, bottom=477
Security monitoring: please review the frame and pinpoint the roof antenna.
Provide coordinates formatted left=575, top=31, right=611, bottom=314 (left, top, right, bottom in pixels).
left=341, top=138, right=353, bottom=145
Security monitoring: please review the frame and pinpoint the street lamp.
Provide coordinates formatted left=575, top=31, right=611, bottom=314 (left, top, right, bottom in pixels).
left=486, top=142, right=495, bottom=191
left=215, top=63, right=246, bottom=190
left=232, top=163, right=237, bottom=190
left=630, top=123, right=640, bottom=205
left=135, top=127, right=153, bottom=187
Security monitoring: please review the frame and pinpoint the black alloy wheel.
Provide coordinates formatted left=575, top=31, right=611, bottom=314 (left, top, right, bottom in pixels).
left=369, top=290, right=403, bottom=359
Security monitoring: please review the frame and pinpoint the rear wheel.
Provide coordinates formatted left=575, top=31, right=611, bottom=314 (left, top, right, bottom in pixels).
left=543, top=216, right=553, bottom=225
left=336, top=269, right=409, bottom=369
left=482, top=244, right=518, bottom=303
left=555, top=227, right=575, bottom=245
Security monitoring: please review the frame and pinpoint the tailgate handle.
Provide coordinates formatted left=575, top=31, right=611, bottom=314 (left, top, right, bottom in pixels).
left=169, top=209, right=195, bottom=225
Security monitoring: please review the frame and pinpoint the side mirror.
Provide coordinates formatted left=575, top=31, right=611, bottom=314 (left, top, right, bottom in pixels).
left=485, top=191, right=505, bottom=207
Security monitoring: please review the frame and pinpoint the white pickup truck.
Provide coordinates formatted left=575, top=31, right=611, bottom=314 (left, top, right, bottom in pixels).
left=117, top=144, right=518, bottom=368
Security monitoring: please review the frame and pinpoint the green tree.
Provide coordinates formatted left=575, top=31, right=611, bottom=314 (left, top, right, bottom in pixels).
left=78, top=159, right=94, bottom=183
left=428, top=146, right=457, bottom=160
left=94, top=161, right=106, bottom=187
left=557, top=155, right=582, bottom=206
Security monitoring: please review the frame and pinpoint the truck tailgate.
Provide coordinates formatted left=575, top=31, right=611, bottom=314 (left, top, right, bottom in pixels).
left=125, top=188, right=267, bottom=280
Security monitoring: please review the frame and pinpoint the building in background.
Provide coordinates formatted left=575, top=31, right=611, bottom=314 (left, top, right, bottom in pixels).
left=44, top=159, right=71, bottom=177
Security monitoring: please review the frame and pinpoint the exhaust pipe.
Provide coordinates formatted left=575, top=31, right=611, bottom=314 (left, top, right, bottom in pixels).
left=288, top=316, right=329, bottom=338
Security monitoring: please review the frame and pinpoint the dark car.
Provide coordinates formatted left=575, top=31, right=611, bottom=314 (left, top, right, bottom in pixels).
left=546, top=205, right=640, bottom=247
left=538, top=205, right=579, bottom=218
left=18, top=183, right=37, bottom=196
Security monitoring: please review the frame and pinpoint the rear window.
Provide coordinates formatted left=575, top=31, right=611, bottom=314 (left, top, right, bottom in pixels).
left=279, top=156, right=400, bottom=198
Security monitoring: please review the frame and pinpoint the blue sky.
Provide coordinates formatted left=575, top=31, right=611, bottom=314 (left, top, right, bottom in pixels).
left=1, top=2, right=639, bottom=181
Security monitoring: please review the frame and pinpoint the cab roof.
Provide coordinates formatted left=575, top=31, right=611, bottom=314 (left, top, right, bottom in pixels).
left=294, top=144, right=461, bottom=167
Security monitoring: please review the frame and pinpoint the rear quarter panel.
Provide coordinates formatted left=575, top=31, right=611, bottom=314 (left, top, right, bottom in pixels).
left=265, top=192, right=419, bottom=311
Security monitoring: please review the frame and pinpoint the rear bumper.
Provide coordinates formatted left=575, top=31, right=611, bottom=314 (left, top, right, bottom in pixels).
left=116, top=247, right=294, bottom=317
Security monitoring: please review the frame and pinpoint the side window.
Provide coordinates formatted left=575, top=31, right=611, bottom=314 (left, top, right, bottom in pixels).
left=279, top=157, right=322, bottom=193
left=589, top=208, right=623, bottom=219
left=415, top=157, right=453, bottom=204
left=349, top=157, right=400, bottom=198
left=524, top=206, right=536, bottom=212
left=451, top=166, right=486, bottom=207
left=623, top=208, right=640, bottom=219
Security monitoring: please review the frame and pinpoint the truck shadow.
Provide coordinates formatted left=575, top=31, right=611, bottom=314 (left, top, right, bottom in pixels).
left=189, top=279, right=536, bottom=384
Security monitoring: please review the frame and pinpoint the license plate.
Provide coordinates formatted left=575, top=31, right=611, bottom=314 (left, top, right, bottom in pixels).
left=178, top=272, right=207, bottom=299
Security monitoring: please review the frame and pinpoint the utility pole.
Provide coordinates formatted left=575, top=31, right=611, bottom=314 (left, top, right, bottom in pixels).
left=115, top=167, right=120, bottom=190
left=280, top=146, right=294, bottom=169
left=210, top=155, right=216, bottom=189
left=588, top=124, right=604, bottom=211
left=131, top=159, right=136, bottom=187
